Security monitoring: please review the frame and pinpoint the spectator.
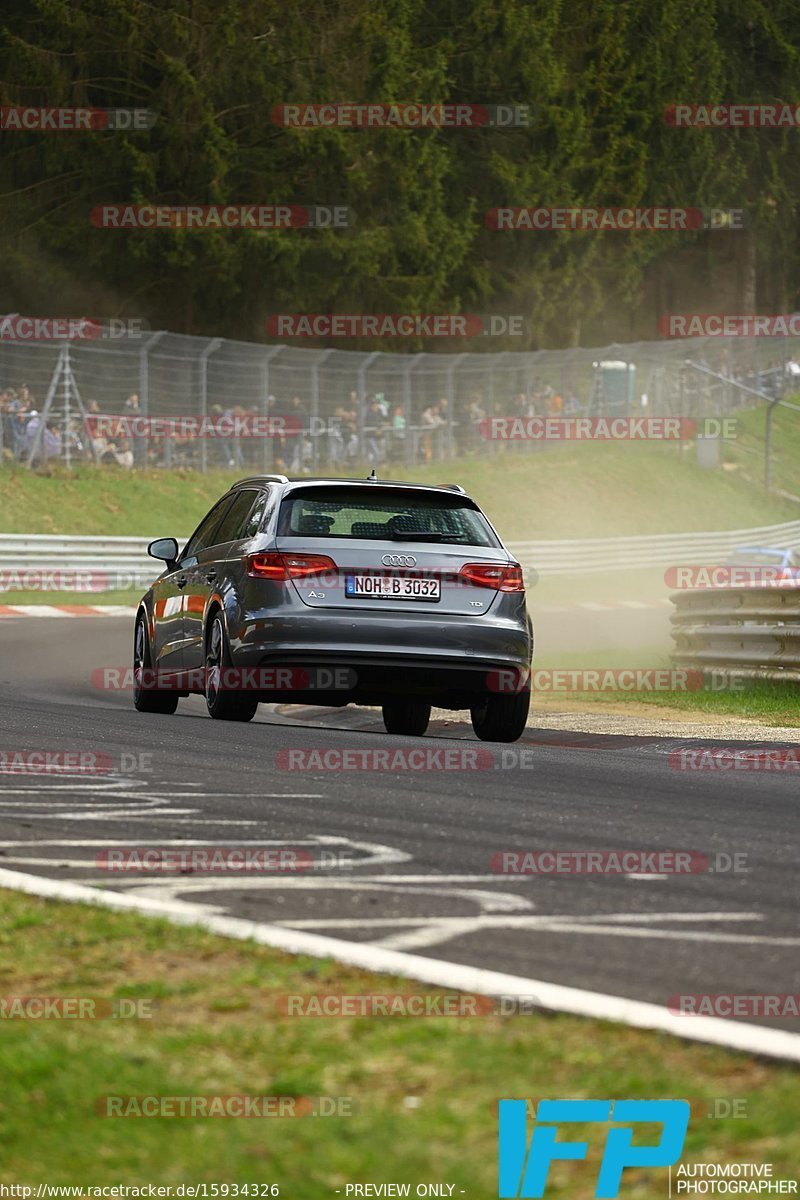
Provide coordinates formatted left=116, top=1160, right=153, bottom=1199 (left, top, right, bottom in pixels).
left=282, top=394, right=309, bottom=472
left=124, top=391, right=147, bottom=467
left=364, top=395, right=388, bottom=463
left=390, top=404, right=407, bottom=461
left=420, top=400, right=445, bottom=461
left=0, top=390, right=14, bottom=459
left=511, top=392, right=528, bottom=419
left=330, top=404, right=358, bottom=466
left=8, top=393, right=30, bottom=460
left=24, top=411, right=61, bottom=465
left=462, top=395, right=487, bottom=452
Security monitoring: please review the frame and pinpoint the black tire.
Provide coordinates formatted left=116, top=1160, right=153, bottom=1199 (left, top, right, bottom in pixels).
left=382, top=700, right=431, bottom=736
left=470, top=690, right=530, bottom=743
left=133, top=617, right=179, bottom=714
left=204, top=612, right=259, bottom=722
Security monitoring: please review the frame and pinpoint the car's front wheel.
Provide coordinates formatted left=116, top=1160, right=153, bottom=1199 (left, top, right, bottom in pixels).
left=382, top=700, right=431, bottom=736
left=204, top=612, right=259, bottom=722
left=133, top=617, right=179, bottom=714
left=470, top=690, right=530, bottom=742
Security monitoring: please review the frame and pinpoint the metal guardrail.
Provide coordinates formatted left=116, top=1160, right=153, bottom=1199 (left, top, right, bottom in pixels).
left=0, top=534, right=161, bottom=590
left=4, top=518, right=800, bottom=589
left=510, top=519, right=800, bottom=577
left=671, top=584, right=800, bottom=684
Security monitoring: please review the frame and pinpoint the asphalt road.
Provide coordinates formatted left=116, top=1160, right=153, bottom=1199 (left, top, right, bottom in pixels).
left=0, top=616, right=797, bottom=1038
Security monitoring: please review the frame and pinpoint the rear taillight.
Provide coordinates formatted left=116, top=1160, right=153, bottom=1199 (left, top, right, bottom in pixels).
left=459, top=562, right=525, bottom=592
left=247, top=553, right=337, bottom=580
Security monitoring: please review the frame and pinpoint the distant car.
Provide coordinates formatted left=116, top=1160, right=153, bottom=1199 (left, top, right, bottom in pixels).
left=133, top=475, right=534, bottom=742
left=723, top=546, right=800, bottom=579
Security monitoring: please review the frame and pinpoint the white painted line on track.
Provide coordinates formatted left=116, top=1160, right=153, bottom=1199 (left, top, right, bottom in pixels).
left=1, top=866, right=798, bottom=1064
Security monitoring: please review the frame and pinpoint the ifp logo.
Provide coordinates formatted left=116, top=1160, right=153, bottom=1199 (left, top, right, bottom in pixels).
left=498, top=1099, right=689, bottom=1198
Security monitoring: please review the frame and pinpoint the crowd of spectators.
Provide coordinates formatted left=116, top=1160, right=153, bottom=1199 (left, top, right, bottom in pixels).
left=0, top=378, right=597, bottom=471
left=2, top=357, right=796, bottom=471
left=0, top=384, right=62, bottom=465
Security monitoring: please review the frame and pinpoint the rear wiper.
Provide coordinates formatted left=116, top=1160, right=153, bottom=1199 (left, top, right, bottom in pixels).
left=390, top=531, right=447, bottom=542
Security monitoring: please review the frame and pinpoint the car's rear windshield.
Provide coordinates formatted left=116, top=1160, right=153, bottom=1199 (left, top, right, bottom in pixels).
left=277, top=486, right=499, bottom=547
left=726, top=550, right=786, bottom=565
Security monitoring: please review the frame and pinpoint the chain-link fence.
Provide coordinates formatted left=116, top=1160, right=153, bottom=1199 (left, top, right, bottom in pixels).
left=0, top=331, right=797, bottom=472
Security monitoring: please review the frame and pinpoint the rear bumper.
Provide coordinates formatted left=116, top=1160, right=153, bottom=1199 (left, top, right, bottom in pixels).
left=229, top=610, right=532, bottom=706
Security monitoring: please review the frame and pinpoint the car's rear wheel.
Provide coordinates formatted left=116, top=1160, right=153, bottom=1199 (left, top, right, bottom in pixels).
left=133, top=617, right=179, bottom=714
left=205, top=612, right=259, bottom=722
left=382, top=700, right=431, bottom=736
left=470, top=690, right=530, bottom=743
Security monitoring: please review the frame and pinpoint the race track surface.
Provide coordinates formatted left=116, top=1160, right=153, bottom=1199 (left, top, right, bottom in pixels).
left=0, top=616, right=797, bottom=1042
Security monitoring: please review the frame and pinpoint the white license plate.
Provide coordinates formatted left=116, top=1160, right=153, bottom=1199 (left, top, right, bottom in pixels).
left=345, top=574, right=441, bottom=601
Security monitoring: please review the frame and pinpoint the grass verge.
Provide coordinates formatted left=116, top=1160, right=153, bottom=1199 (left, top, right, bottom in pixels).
left=1, top=439, right=798, bottom=542
left=0, top=890, right=798, bottom=1190
left=532, top=647, right=800, bottom=727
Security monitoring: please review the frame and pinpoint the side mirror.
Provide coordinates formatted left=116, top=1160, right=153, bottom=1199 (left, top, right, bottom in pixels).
left=148, top=538, right=179, bottom=568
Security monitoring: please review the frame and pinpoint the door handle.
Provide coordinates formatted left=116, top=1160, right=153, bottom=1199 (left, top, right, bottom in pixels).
left=176, top=575, right=188, bottom=589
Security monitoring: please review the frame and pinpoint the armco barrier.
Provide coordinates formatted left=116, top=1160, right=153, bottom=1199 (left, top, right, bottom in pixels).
left=2, top=518, right=800, bottom=589
left=0, top=534, right=161, bottom=590
left=510, top=519, right=800, bottom=577
left=671, top=584, right=800, bottom=683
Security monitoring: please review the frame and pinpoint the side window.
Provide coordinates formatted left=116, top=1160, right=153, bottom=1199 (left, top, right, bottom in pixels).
left=241, top=490, right=270, bottom=539
left=182, top=497, right=234, bottom=560
left=211, top=489, right=260, bottom=546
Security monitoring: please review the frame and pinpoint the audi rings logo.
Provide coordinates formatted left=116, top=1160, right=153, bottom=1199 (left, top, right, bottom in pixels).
left=381, top=553, right=417, bottom=567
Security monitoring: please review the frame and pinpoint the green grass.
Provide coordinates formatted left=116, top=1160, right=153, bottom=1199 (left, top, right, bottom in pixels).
left=727, top=401, right=800, bottom=498
left=1, top=439, right=798, bottom=543
left=533, top=646, right=800, bottom=726
left=0, top=890, right=798, bottom=1190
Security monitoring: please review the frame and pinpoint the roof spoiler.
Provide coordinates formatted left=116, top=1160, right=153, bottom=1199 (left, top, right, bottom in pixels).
left=231, top=474, right=289, bottom=487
